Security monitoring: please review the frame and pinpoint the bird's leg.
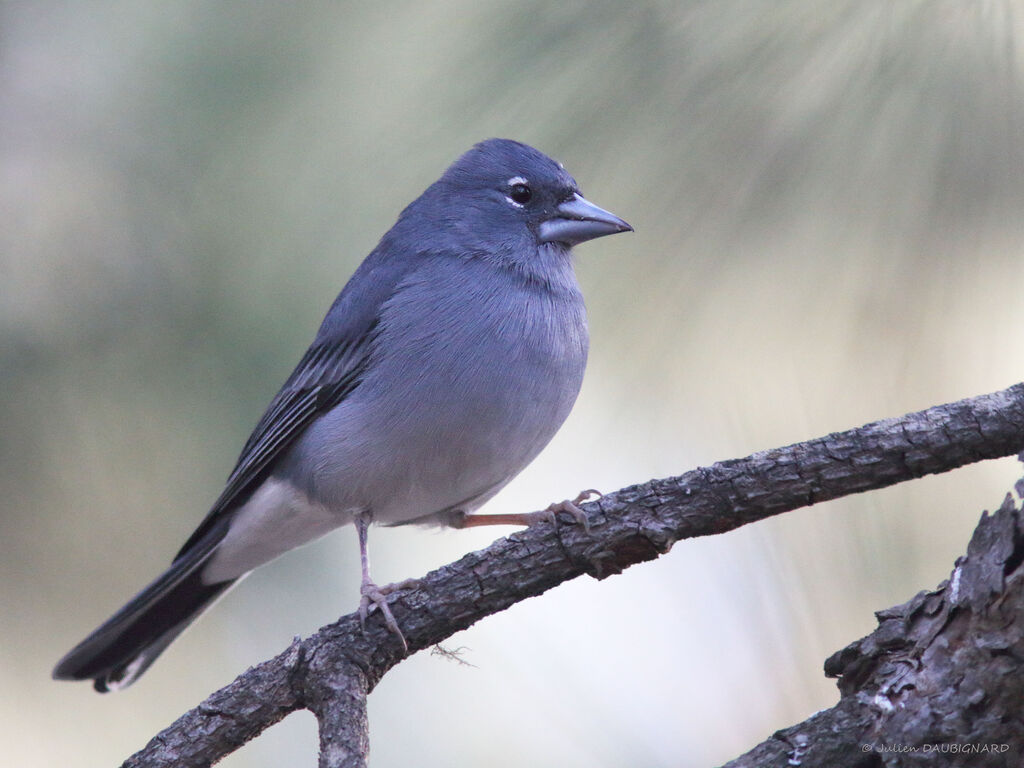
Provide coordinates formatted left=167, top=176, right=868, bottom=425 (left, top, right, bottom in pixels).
left=355, top=511, right=409, bottom=654
left=453, top=489, right=601, bottom=533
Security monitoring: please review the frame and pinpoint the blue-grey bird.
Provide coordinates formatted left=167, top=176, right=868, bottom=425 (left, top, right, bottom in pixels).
left=53, top=138, right=632, bottom=692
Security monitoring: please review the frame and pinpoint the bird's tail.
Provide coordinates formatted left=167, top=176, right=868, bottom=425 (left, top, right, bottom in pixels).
left=53, top=521, right=235, bottom=692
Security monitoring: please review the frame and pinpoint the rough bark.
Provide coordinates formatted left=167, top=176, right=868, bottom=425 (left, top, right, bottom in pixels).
left=303, top=658, right=371, bottom=768
left=119, top=382, right=1024, bottom=767
left=723, top=491, right=1024, bottom=768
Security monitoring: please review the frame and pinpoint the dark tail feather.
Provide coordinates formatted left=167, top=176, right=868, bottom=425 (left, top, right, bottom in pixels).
left=53, top=521, right=234, bottom=692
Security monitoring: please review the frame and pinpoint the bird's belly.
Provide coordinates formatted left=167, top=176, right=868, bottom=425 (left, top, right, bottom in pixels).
left=284, top=285, right=587, bottom=525
left=302, top=358, right=577, bottom=523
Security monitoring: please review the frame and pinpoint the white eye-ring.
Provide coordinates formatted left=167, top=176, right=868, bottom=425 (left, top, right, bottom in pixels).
left=505, top=176, right=532, bottom=207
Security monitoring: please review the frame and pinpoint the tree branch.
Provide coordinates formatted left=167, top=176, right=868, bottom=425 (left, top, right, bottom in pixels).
left=723, top=489, right=1024, bottom=768
left=121, top=382, right=1024, bottom=767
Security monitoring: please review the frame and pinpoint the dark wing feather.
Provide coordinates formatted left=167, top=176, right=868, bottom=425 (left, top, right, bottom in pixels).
left=215, top=335, right=372, bottom=513
left=174, top=334, right=373, bottom=561
left=174, top=245, right=415, bottom=562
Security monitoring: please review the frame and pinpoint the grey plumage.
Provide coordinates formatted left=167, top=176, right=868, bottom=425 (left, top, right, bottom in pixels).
left=53, top=138, right=631, bottom=691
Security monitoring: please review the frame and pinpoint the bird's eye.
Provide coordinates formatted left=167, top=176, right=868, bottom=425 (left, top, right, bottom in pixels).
left=508, top=183, right=532, bottom=205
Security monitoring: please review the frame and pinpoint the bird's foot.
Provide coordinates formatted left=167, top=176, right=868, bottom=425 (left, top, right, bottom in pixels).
left=542, top=488, right=601, bottom=533
left=359, top=577, right=419, bottom=654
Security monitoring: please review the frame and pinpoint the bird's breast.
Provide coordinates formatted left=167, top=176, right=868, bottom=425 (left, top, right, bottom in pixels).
left=371, top=258, right=588, bottom=459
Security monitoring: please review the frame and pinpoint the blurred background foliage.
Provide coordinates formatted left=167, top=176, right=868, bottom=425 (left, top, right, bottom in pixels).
left=3, top=1, right=1024, bottom=766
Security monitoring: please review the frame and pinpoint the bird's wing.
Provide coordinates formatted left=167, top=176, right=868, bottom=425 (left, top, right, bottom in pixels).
left=217, top=336, right=370, bottom=511
left=174, top=248, right=413, bottom=562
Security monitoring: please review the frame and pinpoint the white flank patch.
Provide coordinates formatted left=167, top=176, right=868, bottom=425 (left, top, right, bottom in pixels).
left=202, top=478, right=350, bottom=583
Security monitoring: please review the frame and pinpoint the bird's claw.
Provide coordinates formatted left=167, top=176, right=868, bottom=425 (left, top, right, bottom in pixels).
left=359, top=578, right=418, bottom=654
left=544, top=488, right=601, bottom=533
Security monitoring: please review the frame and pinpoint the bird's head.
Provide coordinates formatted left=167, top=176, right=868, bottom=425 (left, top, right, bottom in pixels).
left=413, top=138, right=632, bottom=262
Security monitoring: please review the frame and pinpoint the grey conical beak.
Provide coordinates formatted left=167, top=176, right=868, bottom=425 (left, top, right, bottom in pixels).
left=538, top=193, right=633, bottom=246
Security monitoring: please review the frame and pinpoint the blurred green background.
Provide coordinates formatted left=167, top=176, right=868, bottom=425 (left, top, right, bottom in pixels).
left=4, top=1, right=1024, bottom=766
